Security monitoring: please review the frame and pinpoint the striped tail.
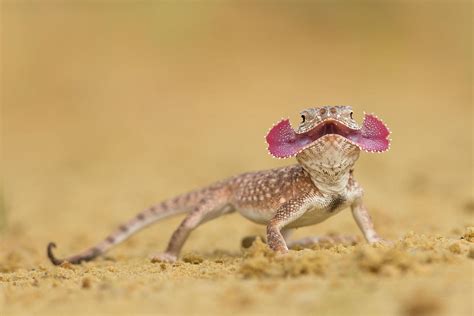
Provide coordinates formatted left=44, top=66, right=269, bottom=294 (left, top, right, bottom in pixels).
left=47, top=191, right=199, bottom=265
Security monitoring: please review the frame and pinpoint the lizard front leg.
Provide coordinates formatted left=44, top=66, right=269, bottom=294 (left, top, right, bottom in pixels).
left=351, top=197, right=384, bottom=244
left=266, top=196, right=311, bottom=253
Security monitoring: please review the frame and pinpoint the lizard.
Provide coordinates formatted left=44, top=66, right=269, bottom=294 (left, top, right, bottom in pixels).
left=47, top=105, right=391, bottom=264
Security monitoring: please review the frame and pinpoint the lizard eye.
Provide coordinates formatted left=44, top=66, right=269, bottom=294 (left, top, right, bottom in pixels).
left=350, top=112, right=353, bottom=119
left=301, top=115, right=306, bottom=123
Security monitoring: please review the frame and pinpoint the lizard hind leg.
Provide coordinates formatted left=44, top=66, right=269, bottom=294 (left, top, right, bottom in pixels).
left=286, top=234, right=360, bottom=249
left=241, top=229, right=359, bottom=250
left=150, top=195, right=234, bottom=263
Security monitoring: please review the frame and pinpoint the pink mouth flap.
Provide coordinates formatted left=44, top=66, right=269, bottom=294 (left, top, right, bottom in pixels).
left=348, top=114, right=390, bottom=153
left=266, top=114, right=390, bottom=158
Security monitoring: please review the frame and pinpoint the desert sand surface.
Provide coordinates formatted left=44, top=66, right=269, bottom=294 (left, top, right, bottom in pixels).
left=1, top=2, right=473, bottom=316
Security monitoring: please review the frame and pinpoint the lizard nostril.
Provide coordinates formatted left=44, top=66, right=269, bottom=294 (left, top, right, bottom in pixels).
left=330, top=107, right=337, bottom=114
left=320, top=108, right=327, bottom=115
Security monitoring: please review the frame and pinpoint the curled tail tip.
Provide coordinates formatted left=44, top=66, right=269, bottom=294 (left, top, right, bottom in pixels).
left=47, top=242, right=63, bottom=265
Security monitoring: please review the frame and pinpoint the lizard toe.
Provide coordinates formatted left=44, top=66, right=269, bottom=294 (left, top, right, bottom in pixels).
left=369, top=237, right=394, bottom=247
left=150, top=252, right=177, bottom=263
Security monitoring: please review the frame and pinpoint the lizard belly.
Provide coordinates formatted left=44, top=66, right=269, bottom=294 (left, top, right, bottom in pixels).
left=237, top=207, right=274, bottom=225
left=287, top=198, right=350, bottom=228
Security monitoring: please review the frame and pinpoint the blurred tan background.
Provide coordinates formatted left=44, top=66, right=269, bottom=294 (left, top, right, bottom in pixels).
left=1, top=1, right=472, bottom=315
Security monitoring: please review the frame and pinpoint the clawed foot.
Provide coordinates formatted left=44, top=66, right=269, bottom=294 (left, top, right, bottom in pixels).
left=369, top=237, right=394, bottom=246
left=150, top=252, right=177, bottom=263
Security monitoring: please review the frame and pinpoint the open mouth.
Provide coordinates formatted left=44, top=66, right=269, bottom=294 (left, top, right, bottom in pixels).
left=266, top=114, right=390, bottom=158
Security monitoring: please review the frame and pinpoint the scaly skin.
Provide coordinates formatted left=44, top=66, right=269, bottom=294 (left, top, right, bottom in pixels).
left=47, top=106, right=390, bottom=264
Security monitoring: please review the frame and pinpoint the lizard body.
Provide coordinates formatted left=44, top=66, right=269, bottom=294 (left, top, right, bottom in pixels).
left=47, top=106, right=390, bottom=264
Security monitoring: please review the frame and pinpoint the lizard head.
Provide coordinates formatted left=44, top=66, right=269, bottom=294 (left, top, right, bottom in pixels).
left=266, top=106, right=390, bottom=158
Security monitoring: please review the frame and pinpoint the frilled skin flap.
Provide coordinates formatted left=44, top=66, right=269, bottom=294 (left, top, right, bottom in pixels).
left=266, top=114, right=390, bottom=158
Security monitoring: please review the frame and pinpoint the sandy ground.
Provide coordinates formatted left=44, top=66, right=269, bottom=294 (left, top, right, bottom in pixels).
left=1, top=2, right=473, bottom=316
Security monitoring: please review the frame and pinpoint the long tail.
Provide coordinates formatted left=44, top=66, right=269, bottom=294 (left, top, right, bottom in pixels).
left=47, top=190, right=200, bottom=265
